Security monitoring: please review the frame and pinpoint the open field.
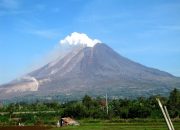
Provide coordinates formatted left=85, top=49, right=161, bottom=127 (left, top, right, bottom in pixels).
left=52, top=122, right=180, bottom=130
left=0, top=126, right=51, bottom=130
left=0, top=122, right=180, bottom=130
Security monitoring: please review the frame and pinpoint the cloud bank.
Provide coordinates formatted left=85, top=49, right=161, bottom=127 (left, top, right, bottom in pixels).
left=60, top=32, right=101, bottom=47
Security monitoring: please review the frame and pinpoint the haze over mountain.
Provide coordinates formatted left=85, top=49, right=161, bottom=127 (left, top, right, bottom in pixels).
left=0, top=33, right=179, bottom=101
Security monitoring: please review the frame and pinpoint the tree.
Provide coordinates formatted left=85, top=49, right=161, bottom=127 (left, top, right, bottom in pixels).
left=169, top=88, right=180, bottom=105
left=63, top=102, right=86, bottom=118
left=82, top=95, right=93, bottom=109
left=168, top=88, right=180, bottom=118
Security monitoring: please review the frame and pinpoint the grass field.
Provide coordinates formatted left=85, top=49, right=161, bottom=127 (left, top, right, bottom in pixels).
left=0, top=121, right=180, bottom=130
left=51, top=121, right=180, bottom=130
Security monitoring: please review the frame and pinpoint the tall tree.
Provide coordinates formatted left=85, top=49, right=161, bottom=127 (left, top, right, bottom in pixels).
left=82, top=95, right=93, bottom=109
left=168, top=88, right=180, bottom=118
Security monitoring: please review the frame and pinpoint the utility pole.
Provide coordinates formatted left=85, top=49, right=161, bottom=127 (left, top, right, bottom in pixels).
left=106, top=93, right=109, bottom=115
left=164, top=106, right=175, bottom=130
left=156, top=98, right=175, bottom=130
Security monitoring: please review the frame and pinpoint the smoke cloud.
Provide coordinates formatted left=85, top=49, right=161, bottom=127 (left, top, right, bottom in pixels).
left=60, top=32, right=101, bottom=47
left=15, top=32, right=101, bottom=81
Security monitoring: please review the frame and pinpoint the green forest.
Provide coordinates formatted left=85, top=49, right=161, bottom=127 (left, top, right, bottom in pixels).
left=0, top=88, right=179, bottom=126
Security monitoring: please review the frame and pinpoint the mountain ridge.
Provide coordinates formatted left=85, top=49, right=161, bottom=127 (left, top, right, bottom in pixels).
left=0, top=43, right=179, bottom=101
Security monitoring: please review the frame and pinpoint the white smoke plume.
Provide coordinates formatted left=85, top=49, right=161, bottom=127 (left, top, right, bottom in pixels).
left=11, top=32, right=101, bottom=82
left=22, top=76, right=39, bottom=91
left=60, top=32, right=101, bottom=47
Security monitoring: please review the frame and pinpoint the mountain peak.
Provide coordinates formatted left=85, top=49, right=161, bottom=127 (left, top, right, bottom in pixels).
left=60, top=32, right=102, bottom=47
left=0, top=40, right=179, bottom=100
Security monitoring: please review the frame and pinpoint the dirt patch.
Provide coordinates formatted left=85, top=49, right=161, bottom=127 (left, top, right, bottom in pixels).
left=0, top=126, right=51, bottom=130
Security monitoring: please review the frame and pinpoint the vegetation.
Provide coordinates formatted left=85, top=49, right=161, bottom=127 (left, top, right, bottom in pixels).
left=0, top=88, right=179, bottom=126
left=51, top=121, right=180, bottom=130
left=0, top=121, right=180, bottom=130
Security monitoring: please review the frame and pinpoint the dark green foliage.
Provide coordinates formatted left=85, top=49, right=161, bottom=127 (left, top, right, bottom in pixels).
left=0, top=89, right=179, bottom=125
left=63, top=102, right=86, bottom=118
left=167, top=88, right=180, bottom=118
left=82, top=95, right=93, bottom=109
left=20, top=113, right=36, bottom=124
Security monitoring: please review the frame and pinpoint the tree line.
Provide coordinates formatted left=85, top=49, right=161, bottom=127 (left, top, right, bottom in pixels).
left=0, top=88, right=179, bottom=125
left=61, top=88, right=180, bottom=119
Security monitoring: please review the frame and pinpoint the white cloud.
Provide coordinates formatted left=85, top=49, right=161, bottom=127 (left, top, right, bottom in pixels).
left=60, top=32, right=101, bottom=47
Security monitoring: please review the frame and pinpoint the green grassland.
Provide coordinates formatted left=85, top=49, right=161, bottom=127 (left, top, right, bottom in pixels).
left=51, top=122, right=180, bottom=130
left=0, top=119, right=180, bottom=130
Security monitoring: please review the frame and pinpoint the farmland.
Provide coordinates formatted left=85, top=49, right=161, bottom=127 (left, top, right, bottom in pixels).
left=0, top=121, right=180, bottom=130
left=50, top=118, right=180, bottom=130
left=52, top=121, right=180, bottom=130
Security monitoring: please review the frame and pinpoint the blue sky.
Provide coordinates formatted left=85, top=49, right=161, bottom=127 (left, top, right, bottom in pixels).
left=0, top=0, right=180, bottom=84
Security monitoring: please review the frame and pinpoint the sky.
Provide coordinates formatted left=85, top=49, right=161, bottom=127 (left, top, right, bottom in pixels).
left=0, top=0, right=180, bottom=84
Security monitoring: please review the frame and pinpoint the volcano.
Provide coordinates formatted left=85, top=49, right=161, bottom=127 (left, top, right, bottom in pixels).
left=0, top=42, right=179, bottom=101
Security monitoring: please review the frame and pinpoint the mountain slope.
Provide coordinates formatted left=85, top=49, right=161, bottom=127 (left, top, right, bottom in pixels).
left=0, top=43, right=179, bottom=100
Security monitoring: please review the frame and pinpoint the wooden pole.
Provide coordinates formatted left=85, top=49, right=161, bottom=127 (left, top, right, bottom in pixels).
left=106, top=93, right=108, bottom=115
left=164, top=106, right=175, bottom=130
left=156, top=98, right=172, bottom=130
